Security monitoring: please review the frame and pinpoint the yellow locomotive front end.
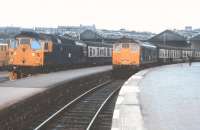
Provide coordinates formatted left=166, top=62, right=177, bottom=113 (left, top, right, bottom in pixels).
left=9, top=37, right=44, bottom=67
left=8, top=32, right=53, bottom=80
left=112, top=39, right=141, bottom=71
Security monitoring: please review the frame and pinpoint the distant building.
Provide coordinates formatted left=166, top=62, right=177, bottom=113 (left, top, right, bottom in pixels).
left=185, top=26, right=192, bottom=31
left=148, top=30, right=189, bottom=47
left=0, top=27, right=21, bottom=34
left=35, top=25, right=96, bottom=35
left=80, top=30, right=102, bottom=41
left=34, top=27, right=58, bottom=34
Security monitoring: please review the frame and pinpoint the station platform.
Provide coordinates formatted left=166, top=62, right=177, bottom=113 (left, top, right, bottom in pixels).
left=0, top=71, right=8, bottom=82
left=0, top=65, right=111, bottom=110
left=112, top=62, right=200, bottom=130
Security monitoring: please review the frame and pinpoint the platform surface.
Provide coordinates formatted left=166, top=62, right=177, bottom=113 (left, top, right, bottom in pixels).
left=0, top=71, right=8, bottom=82
left=112, top=63, right=200, bottom=130
left=0, top=65, right=111, bottom=110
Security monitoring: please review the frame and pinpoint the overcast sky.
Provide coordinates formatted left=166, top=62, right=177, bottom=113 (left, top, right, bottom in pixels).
left=0, top=0, right=199, bottom=33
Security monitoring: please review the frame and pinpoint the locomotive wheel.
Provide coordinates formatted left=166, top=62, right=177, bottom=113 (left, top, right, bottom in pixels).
left=9, top=72, right=18, bottom=80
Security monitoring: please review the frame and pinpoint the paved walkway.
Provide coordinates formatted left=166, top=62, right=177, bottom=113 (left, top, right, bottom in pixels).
left=112, top=63, right=200, bottom=130
left=0, top=65, right=111, bottom=110
left=140, top=63, right=200, bottom=130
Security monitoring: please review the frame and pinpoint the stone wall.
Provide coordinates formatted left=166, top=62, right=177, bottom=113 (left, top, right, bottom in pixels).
left=0, top=71, right=111, bottom=130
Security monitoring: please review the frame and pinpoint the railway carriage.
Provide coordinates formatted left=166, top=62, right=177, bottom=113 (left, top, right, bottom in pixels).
left=182, top=48, right=193, bottom=60
left=86, top=41, right=112, bottom=65
left=158, top=46, right=183, bottom=63
left=193, top=49, right=200, bottom=61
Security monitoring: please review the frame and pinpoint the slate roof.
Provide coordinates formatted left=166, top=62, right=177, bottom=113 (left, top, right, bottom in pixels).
left=148, top=30, right=187, bottom=42
left=190, top=34, right=200, bottom=41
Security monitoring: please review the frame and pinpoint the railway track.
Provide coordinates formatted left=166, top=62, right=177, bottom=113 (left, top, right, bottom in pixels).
left=34, top=80, right=125, bottom=130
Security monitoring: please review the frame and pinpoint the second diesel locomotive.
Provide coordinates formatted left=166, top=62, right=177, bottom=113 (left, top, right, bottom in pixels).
left=112, top=38, right=157, bottom=71
left=112, top=37, right=200, bottom=71
left=8, top=32, right=112, bottom=79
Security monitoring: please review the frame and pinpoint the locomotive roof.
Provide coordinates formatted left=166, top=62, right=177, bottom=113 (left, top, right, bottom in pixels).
left=116, top=37, right=138, bottom=43
left=15, top=31, right=76, bottom=45
left=140, top=42, right=157, bottom=48
left=116, top=37, right=156, bottom=48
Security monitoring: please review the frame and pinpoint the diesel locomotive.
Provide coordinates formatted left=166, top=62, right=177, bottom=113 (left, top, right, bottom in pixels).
left=112, top=37, right=200, bottom=71
left=8, top=32, right=112, bottom=80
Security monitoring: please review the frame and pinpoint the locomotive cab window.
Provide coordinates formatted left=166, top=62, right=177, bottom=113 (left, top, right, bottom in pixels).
left=122, top=43, right=129, bottom=48
left=113, top=43, right=121, bottom=51
left=10, top=40, right=18, bottom=48
left=130, top=43, right=139, bottom=52
left=31, top=39, right=41, bottom=50
left=20, top=38, right=30, bottom=44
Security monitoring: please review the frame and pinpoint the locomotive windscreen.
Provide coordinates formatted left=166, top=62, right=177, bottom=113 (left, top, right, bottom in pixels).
left=20, top=38, right=30, bottom=44
left=31, top=39, right=41, bottom=50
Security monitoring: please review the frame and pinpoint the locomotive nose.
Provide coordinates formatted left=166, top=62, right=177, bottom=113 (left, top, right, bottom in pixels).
left=10, top=43, right=42, bottom=66
left=20, top=45, right=28, bottom=64
left=22, top=47, right=26, bottom=52
left=120, top=49, right=132, bottom=64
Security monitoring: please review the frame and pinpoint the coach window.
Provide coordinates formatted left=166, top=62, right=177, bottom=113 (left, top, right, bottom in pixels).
left=107, top=48, right=109, bottom=56
left=101, top=49, right=103, bottom=56
left=99, top=48, right=101, bottom=56
left=92, top=48, right=95, bottom=56
left=104, top=48, right=106, bottom=56
left=97, top=48, right=99, bottom=56
left=89, top=48, right=92, bottom=57
left=162, top=50, right=165, bottom=58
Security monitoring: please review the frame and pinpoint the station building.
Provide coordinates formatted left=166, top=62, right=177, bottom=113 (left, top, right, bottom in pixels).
left=148, top=30, right=189, bottom=48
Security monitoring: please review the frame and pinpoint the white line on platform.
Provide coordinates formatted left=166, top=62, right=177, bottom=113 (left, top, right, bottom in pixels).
left=113, top=109, right=120, bottom=119
left=116, top=96, right=124, bottom=104
left=130, top=75, right=143, bottom=80
left=120, top=87, right=140, bottom=94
